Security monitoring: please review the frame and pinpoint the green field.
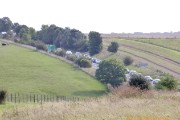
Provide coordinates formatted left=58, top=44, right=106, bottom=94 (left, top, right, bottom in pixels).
left=0, top=41, right=106, bottom=97
left=96, top=38, right=180, bottom=80
left=133, top=38, right=180, bottom=52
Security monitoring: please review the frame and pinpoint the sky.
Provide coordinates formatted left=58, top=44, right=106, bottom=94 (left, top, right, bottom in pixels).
left=0, top=0, right=180, bottom=33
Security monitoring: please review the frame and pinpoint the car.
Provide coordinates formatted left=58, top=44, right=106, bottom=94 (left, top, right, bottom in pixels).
left=66, top=51, right=72, bottom=55
left=91, top=58, right=101, bottom=64
left=128, top=70, right=138, bottom=77
left=153, top=79, right=161, bottom=84
left=75, top=52, right=82, bottom=57
left=84, top=54, right=91, bottom=59
left=144, top=76, right=153, bottom=81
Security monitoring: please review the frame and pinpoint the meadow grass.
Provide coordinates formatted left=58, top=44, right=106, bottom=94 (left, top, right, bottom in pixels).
left=0, top=41, right=106, bottom=97
left=1, top=86, right=180, bottom=120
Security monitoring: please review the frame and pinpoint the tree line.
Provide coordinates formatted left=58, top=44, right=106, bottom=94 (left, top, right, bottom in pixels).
left=0, top=17, right=102, bottom=55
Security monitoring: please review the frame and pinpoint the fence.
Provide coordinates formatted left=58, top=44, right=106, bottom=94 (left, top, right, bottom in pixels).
left=5, top=93, right=87, bottom=103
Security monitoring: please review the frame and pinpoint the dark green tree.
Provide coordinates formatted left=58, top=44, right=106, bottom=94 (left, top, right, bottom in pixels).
left=155, top=74, right=178, bottom=90
left=76, top=57, right=92, bottom=68
left=95, top=59, right=126, bottom=87
left=123, top=56, right=134, bottom=66
left=107, top=42, right=119, bottom=53
left=0, top=17, right=13, bottom=32
left=88, top=31, right=102, bottom=55
left=129, top=75, right=150, bottom=90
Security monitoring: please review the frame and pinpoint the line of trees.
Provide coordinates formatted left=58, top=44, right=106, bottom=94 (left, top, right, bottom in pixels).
left=0, top=17, right=103, bottom=54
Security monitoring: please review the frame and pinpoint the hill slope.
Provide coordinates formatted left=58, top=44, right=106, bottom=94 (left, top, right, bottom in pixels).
left=0, top=41, right=106, bottom=97
left=95, top=38, right=180, bottom=80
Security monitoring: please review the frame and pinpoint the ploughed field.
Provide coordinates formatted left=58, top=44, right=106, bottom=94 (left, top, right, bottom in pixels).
left=96, top=38, right=180, bottom=80
left=0, top=41, right=106, bottom=97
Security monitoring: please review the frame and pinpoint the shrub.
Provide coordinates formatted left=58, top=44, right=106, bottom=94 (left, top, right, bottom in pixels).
left=66, top=55, right=77, bottom=62
left=76, top=57, right=92, bottom=68
left=0, top=90, right=7, bottom=104
left=95, top=59, right=126, bottom=87
left=129, top=75, right=150, bottom=90
left=123, top=56, right=134, bottom=66
left=35, top=42, right=47, bottom=51
left=55, top=49, right=66, bottom=57
left=28, top=41, right=37, bottom=47
left=111, top=85, right=154, bottom=98
left=155, top=74, right=178, bottom=90
left=107, top=42, right=119, bottom=53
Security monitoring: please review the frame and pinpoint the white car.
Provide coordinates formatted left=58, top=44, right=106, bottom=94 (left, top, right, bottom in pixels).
left=91, top=58, right=101, bottom=64
left=153, top=79, right=161, bottom=84
left=129, top=70, right=137, bottom=76
left=84, top=54, right=91, bottom=59
left=75, top=52, right=82, bottom=57
left=145, top=76, right=153, bottom=81
left=66, top=51, right=72, bottom=55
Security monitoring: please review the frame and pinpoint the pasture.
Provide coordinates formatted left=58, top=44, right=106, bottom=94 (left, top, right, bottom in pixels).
left=0, top=41, right=106, bottom=97
left=97, top=38, right=180, bottom=80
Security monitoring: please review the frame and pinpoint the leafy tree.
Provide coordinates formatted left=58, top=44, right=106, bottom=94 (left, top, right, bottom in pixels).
left=129, top=75, right=150, bottom=90
left=123, top=56, right=134, bottom=66
left=0, top=17, right=13, bottom=32
left=36, top=25, right=88, bottom=52
left=88, top=31, right=102, bottom=55
left=75, top=57, right=92, bottom=68
left=29, top=27, right=36, bottom=40
left=155, top=74, right=178, bottom=90
left=107, top=42, right=119, bottom=53
left=95, top=59, right=126, bottom=87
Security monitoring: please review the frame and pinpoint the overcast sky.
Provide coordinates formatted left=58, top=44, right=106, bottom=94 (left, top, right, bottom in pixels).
left=0, top=0, right=180, bottom=33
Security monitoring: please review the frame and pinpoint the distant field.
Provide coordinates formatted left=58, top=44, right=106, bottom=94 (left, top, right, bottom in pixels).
left=0, top=41, right=106, bottom=97
left=133, top=38, right=180, bottom=52
left=96, top=38, right=180, bottom=80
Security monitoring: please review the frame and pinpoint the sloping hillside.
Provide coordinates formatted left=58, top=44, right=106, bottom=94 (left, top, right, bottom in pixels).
left=0, top=41, right=106, bottom=97
left=95, top=38, right=180, bottom=80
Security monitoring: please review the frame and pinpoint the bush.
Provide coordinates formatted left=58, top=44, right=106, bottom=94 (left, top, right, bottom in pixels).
left=0, top=90, right=7, bottom=104
left=66, top=55, right=77, bottom=62
left=76, top=57, right=92, bottom=68
left=55, top=49, right=66, bottom=57
left=28, top=41, right=37, bottom=47
left=129, top=75, right=150, bottom=90
left=95, top=59, right=126, bottom=87
left=35, top=42, right=47, bottom=51
left=123, top=56, right=134, bottom=66
left=155, top=74, right=178, bottom=90
left=107, top=42, right=119, bottom=53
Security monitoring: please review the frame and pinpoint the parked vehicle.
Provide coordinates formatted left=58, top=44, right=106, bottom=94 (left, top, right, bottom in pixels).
left=153, top=79, right=161, bottom=84
left=66, top=51, right=72, bottom=55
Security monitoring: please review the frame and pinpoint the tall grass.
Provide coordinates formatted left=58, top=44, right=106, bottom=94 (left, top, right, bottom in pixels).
left=1, top=86, right=180, bottom=120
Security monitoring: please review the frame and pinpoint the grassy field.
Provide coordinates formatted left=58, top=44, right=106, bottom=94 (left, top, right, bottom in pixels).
left=133, top=38, right=180, bottom=52
left=0, top=41, right=106, bottom=97
left=1, top=86, right=180, bottom=120
left=96, top=38, right=180, bottom=80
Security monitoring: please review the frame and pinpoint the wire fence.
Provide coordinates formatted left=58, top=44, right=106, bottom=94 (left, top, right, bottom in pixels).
left=5, top=93, right=87, bottom=103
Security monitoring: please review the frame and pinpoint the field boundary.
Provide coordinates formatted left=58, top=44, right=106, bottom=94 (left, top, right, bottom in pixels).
left=5, top=93, right=89, bottom=103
